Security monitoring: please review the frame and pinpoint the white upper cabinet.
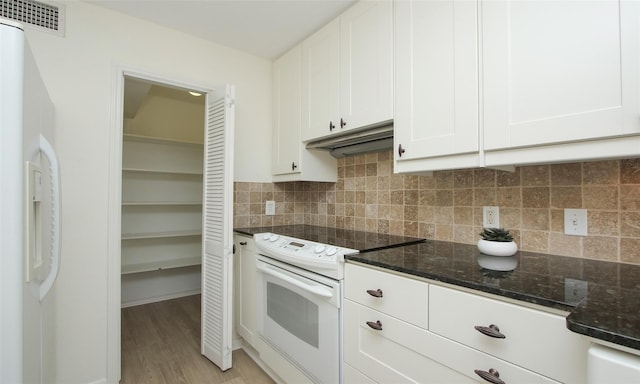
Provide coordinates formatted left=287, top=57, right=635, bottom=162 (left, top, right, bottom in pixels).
left=339, top=0, right=393, bottom=133
left=483, top=0, right=640, bottom=166
left=273, top=45, right=303, bottom=176
left=394, top=0, right=480, bottom=173
left=272, top=45, right=337, bottom=182
left=302, top=1, right=393, bottom=142
left=302, top=18, right=341, bottom=141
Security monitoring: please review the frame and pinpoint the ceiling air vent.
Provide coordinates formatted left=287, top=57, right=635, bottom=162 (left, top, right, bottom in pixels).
left=1, top=0, right=65, bottom=36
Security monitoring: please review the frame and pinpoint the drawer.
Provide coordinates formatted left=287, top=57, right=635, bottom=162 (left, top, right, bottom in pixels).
left=343, top=363, right=376, bottom=384
left=429, top=284, right=589, bottom=383
left=344, top=299, right=559, bottom=383
left=345, top=263, right=428, bottom=328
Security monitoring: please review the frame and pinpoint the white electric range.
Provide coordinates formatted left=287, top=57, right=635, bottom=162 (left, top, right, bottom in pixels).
left=250, top=226, right=424, bottom=384
left=254, top=232, right=356, bottom=384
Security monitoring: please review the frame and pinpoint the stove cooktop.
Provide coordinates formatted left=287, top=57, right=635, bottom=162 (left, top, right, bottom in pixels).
left=236, top=225, right=425, bottom=252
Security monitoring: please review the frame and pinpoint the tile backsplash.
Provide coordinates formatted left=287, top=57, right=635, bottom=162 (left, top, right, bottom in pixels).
left=234, top=151, right=640, bottom=265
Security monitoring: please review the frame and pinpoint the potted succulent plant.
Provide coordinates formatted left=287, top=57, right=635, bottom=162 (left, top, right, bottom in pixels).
left=477, top=228, right=518, bottom=257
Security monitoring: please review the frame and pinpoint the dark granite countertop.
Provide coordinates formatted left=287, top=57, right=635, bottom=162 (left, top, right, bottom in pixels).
left=234, top=225, right=425, bottom=252
left=234, top=226, right=640, bottom=351
left=345, top=240, right=640, bottom=351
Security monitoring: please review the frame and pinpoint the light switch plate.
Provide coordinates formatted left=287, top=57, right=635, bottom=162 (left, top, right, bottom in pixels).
left=265, top=200, right=275, bottom=216
left=564, top=208, right=587, bottom=236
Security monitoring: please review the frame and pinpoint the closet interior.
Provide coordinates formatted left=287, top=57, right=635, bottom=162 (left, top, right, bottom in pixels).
left=120, top=77, right=205, bottom=307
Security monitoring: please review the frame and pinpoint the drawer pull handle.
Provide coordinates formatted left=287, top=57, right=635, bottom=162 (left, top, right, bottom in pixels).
left=239, top=241, right=247, bottom=245
left=474, top=324, right=506, bottom=339
left=366, top=289, right=383, bottom=298
left=474, top=368, right=505, bottom=384
left=366, top=320, right=383, bottom=331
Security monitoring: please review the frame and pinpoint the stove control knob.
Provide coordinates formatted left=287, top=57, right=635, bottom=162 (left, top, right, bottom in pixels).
left=262, top=233, right=272, bottom=240
left=314, top=245, right=326, bottom=254
left=326, top=247, right=337, bottom=256
left=269, top=234, right=280, bottom=242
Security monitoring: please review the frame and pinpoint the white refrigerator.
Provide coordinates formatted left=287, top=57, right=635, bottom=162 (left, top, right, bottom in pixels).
left=0, top=19, right=60, bottom=384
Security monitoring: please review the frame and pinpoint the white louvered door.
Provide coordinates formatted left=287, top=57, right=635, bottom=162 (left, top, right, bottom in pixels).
left=201, top=85, right=235, bottom=370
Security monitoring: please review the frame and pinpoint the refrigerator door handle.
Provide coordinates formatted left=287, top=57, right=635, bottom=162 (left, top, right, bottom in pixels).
left=38, top=134, right=60, bottom=301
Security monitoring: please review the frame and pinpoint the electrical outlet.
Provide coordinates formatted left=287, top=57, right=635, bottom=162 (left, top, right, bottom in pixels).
left=564, top=208, right=587, bottom=236
left=483, top=206, right=500, bottom=228
left=265, top=200, right=275, bottom=216
left=564, top=278, right=588, bottom=304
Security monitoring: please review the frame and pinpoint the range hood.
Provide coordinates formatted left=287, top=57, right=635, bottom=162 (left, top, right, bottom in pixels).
left=305, top=123, right=393, bottom=158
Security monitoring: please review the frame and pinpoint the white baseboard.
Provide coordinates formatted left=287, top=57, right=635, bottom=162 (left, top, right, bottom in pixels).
left=232, top=336, right=244, bottom=351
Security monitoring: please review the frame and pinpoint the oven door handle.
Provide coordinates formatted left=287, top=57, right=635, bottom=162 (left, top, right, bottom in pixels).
left=257, top=263, right=333, bottom=299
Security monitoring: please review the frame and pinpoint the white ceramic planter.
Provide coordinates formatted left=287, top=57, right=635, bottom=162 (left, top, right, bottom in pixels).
left=477, top=239, right=518, bottom=257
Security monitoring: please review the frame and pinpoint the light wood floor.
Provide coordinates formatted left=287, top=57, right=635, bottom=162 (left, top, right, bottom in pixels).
left=121, top=294, right=274, bottom=384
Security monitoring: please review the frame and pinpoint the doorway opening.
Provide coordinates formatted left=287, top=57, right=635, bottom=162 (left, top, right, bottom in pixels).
left=120, top=77, right=205, bottom=307
left=106, top=67, right=215, bottom=382
left=108, top=68, right=236, bottom=382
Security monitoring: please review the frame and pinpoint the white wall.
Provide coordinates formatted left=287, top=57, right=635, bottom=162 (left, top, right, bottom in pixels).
left=24, top=2, right=273, bottom=382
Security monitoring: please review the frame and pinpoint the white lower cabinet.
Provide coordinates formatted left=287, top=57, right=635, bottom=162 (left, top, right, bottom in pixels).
left=344, top=300, right=475, bottom=383
left=343, top=362, right=377, bottom=384
left=233, top=234, right=257, bottom=348
left=587, top=343, right=640, bottom=384
left=344, top=263, right=587, bottom=383
left=429, top=284, right=590, bottom=384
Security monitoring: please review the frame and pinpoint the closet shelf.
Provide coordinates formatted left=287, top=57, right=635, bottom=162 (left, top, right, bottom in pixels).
left=121, top=257, right=201, bottom=275
left=122, top=167, right=203, bottom=176
left=121, top=201, right=202, bottom=206
left=121, top=230, right=202, bottom=241
left=123, top=133, right=204, bottom=147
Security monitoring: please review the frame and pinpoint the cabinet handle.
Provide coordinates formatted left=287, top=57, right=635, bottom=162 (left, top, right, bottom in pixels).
left=474, top=324, right=506, bottom=339
left=329, top=121, right=335, bottom=131
left=474, top=368, right=505, bottom=384
left=366, top=320, right=383, bottom=331
left=239, top=241, right=247, bottom=246
left=340, top=118, right=347, bottom=128
left=366, top=289, right=383, bottom=298
left=398, top=144, right=405, bottom=157
left=291, top=162, right=298, bottom=171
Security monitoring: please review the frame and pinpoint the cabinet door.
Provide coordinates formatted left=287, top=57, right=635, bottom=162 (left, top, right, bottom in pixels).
left=483, top=0, right=640, bottom=151
left=302, top=18, right=341, bottom=142
left=234, top=234, right=257, bottom=348
left=273, top=45, right=302, bottom=176
left=339, top=0, right=393, bottom=132
left=394, top=0, right=480, bottom=172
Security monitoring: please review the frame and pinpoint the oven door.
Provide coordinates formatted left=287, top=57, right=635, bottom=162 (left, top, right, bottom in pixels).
left=256, top=255, right=341, bottom=384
